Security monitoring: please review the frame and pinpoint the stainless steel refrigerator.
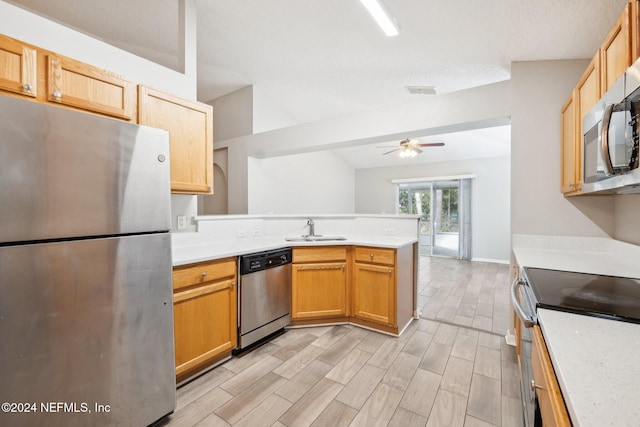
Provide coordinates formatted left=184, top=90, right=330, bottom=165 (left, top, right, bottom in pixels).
left=0, top=96, right=176, bottom=426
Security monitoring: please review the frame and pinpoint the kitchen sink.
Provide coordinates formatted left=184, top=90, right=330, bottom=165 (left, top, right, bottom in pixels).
left=284, top=236, right=347, bottom=242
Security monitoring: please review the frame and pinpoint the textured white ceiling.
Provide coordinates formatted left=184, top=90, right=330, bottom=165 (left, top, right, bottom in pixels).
left=5, top=0, right=630, bottom=166
left=333, top=125, right=511, bottom=169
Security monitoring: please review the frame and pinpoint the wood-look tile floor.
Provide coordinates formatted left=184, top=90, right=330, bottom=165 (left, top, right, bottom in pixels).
left=162, top=257, right=522, bottom=427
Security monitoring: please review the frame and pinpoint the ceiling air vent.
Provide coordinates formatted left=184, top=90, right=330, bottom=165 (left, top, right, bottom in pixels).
left=405, top=85, right=436, bottom=95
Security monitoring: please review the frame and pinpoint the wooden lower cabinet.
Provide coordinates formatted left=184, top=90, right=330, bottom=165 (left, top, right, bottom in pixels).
left=172, top=258, right=237, bottom=383
left=291, top=247, right=348, bottom=320
left=532, top=326, right=571, bottom=427
left=353, top=259, right=396, bottom=327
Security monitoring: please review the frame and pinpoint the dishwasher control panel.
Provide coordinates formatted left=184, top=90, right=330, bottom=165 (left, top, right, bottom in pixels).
left=239, top=248, right=292, bottom=274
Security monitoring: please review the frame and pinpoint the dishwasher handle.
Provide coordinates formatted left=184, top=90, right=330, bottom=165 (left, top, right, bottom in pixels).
left=511, top=277, right=536, bottom=328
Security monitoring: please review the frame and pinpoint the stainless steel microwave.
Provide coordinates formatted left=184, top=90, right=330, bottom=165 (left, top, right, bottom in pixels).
left=582, top=60, right=640, bottom=194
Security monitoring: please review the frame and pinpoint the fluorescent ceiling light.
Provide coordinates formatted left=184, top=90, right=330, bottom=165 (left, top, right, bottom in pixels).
left=360, top=0, right=399, bottom=37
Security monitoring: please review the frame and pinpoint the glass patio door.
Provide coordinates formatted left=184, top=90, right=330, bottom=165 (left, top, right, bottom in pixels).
left=431, top=181, right=459, bottom=257
left=398, top=178, right=471, bottom=259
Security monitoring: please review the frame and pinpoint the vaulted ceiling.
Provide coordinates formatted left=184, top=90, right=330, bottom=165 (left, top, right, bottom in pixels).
left=6, top=0, right=629, bottom=166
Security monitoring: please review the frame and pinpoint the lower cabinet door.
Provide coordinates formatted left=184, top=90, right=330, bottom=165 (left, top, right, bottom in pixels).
left=292, top=262, right=347, bottom=319
left=173, top=278, right=237, bottom=380
left=353, top=263, right=396, bottom=326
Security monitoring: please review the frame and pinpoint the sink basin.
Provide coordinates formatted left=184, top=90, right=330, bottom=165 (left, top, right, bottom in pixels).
left=284, top=236, right=347, bottom=242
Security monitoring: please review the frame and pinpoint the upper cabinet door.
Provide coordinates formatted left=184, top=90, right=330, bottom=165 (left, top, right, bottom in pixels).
left=601, top=3, right=632, bottom=93
left=138, top=86, right=214, bottom=194
left=0, top=35, right=37, bottom=98
left=632, top=0, right=640, bottom=62
left=47, top=54, right=136, bottom=121
left=560, top=90, right=580, bottom=194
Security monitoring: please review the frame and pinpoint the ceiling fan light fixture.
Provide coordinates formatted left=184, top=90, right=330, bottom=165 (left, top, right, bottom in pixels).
left=359, top=0, right=399, bottom=37
left=399, top=146, right=417, bottom=158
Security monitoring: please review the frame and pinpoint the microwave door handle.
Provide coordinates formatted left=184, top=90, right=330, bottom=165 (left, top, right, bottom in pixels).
left=600, top=103, right=615, bottom=175
left=511, top=277, right=536, bottom=328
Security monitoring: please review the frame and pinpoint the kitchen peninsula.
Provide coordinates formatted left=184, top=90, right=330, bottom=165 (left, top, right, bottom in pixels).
left=171, top=214, right=420, bottom=382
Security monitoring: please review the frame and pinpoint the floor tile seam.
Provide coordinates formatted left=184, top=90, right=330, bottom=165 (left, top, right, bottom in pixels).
left=418, top=315, right=507, bottom=338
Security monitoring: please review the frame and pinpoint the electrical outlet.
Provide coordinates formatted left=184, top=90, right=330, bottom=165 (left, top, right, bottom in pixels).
left=385, top=228, right=396, bottom=236
left=177, top=215, right=187, bottom=230
left=252, top=228, right=262, bottom=236
left=237, top=230, right=247, bottom=238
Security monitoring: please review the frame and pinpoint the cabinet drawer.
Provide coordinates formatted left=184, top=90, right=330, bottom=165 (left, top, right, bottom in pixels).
left=354, top=247, right=395, bottom=266
left=293, top=246, right=347, bottom=263
left=173, top=258, right=236, bottom=291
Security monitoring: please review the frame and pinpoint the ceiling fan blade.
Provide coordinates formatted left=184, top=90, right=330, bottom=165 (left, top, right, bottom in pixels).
left=382, top=149, right=399, bottom=155
left=415, top=148, right=423, bottom=153
left=417, top=142, right=445, bottom=147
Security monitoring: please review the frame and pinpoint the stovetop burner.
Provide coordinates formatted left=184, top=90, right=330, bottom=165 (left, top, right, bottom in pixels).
left=522, top=267, right=640, bottom=323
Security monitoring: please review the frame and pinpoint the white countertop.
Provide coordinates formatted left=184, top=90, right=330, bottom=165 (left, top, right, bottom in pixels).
left=512, top=235, right=640, bottom=278
left=512, top=235, right=640, bottom=427
left=537, top=309, right=640, bottom=427
left=172, top=234, right=418, bottom=266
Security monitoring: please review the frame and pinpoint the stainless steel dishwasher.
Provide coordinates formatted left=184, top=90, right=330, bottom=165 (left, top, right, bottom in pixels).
left=237, top=248, right=292, bottom=350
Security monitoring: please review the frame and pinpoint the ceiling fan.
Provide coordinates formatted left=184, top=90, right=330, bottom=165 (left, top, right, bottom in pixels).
left=377, top=139, right=444, bottom=158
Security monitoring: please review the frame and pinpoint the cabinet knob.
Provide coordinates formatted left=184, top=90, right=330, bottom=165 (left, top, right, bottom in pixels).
left=388, top=269, right=392, bottom=275
left=52, top=91, right=62, bottom=99
left=201, top=272, right=207, bottom=278
left=232, top=281, right=237, bottom=287
left=341, top=265, right=346, bottom=272
left=370, top=254, right=374, bottom=260
left=569, top=183, right=575, bottom=188
left=23, top=83, right=32, bottom=92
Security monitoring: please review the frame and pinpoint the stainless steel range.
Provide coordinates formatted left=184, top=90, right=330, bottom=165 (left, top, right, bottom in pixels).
left=511, top=267, right=640, bottom=427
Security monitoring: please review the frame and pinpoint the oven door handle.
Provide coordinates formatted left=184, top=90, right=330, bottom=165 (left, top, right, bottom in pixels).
left=511, top=277, right=536, bottom=328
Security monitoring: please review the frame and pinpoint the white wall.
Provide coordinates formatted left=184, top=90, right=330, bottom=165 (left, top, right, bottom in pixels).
left=208, top=86, right=254, bottom=141
left=252, top=86, right=299, bottom=133
left=0, top=0, right=196, bottom=99
left=511, top=60, right=616, bottom=238
left=355, top=156, right=510, bottom=262
left=248, top=151, right=355, bottom=214
left=613, top=195, right=640, bottom=244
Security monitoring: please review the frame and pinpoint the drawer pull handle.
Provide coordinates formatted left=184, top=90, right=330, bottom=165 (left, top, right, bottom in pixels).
left=530, top=380, right=544, bottom=402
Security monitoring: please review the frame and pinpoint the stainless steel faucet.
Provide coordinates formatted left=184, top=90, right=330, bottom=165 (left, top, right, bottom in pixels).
left=306, top=218, right=315, bottom=236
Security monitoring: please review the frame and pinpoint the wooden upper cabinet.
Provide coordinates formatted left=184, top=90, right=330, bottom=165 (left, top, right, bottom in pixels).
left=46, top=54, right=136, bottom=120
left=632, top=0, right=640, bottom=61
left=576, top=51, right=601, bottom=134
left=0, top=34, right=37, bottom=98
left=601, top=3, right=632, bottom=93
left=560, top=90, right=580, bottom=194
left=138, top=86, right=214, bottom=194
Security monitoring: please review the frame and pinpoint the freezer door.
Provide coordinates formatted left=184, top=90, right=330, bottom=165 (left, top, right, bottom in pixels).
left=0, top=96, right=171, bottom=244
left=0, top=234, right=175, bottom=427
